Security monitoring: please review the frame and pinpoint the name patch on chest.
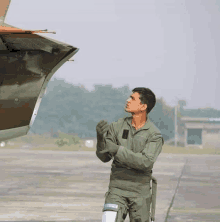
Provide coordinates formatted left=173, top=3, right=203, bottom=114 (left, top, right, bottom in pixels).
left=122, top=129, right=129, bottom=139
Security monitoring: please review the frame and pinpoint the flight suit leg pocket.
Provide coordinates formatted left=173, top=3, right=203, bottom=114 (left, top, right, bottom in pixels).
left=129, top=196, right=151, bottom=222
left=103, top=191, right=128, bottom=222
left=128, top=197, right=143, bottom=221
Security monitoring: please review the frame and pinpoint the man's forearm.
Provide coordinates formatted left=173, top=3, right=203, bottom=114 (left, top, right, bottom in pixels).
left=96, top=140, right=112, bottom=163
left=114, top=146, right=154, bottom=171
left=97, top=139, right=105, bottom=150
left=114, top=138, right=163, bottom=171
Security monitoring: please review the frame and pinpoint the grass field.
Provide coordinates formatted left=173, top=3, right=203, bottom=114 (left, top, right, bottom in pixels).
left=2, top=134, right=220, bottom=155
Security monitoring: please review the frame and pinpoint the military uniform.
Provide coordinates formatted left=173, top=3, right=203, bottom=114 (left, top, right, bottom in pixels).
left=96, top=115, right=164, bottom=221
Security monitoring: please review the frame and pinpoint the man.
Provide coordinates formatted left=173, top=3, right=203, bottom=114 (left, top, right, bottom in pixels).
left=96, top=87, right=164, bottom=222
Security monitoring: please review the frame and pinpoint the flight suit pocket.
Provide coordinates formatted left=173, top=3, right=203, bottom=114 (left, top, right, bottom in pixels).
left=129, top=197, right=143, bottom=213
left=129, top=196, right=151, bottom=222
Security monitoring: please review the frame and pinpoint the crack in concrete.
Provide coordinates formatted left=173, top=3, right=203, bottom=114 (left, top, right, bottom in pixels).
left=164, top=158, right=188, bottom=222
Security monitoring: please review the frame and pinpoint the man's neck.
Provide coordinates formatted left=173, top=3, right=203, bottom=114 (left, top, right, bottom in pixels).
left=131, top=112, right=147, bottom=129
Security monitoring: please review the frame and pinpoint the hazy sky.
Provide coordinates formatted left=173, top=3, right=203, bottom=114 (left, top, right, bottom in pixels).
left=5, top=0, right=220, bottom=110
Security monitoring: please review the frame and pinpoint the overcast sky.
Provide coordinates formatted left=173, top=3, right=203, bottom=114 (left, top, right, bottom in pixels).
left=5, top=0, right=220, bottom=110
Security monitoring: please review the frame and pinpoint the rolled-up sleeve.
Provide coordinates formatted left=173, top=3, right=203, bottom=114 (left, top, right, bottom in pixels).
left=114, top=133, right=164, bottom=171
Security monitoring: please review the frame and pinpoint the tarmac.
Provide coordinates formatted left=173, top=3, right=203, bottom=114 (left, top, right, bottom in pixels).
left=0, top=148, right=219, bottom=221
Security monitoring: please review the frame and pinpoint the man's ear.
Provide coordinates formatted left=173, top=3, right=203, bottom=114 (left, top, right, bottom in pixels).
left=142, top=103, right=147, bottom=111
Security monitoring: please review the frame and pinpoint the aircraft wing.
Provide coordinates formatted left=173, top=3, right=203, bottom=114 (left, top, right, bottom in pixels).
left=0, top=1, right=79, bottom=142
left=0, top=0, right=11, bottom=25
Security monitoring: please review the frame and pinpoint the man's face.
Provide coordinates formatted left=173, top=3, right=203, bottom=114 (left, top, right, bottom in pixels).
left=125, top=92, right=147, bottom=114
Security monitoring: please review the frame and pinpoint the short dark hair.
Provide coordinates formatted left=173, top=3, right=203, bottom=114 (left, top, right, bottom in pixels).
left=132, top=87, right=156, bottom=113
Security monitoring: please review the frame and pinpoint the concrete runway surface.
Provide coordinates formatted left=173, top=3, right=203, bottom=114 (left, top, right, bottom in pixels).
left=0, top=148, right=219, bottom=222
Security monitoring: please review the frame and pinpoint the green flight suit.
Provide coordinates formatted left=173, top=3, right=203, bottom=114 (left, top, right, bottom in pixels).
left=96, top=115, right=164, bottom=221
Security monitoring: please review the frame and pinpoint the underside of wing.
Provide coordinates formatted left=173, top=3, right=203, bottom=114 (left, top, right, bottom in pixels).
left=0, top=0, right=79, bottom=143
left=0, top=0, right=11, bottom=25
left=0, top=32, right=79, bottom=142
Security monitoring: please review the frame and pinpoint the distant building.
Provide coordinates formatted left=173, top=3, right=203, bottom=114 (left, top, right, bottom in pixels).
left=181, top=117, right=220, bottom=149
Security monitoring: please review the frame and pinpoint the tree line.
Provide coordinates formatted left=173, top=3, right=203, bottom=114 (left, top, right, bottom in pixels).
left=30, top=78, right=220, bottom=141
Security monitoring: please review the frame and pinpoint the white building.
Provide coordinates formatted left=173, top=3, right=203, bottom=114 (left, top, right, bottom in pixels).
left=181, top=117, right=220, bottom=149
